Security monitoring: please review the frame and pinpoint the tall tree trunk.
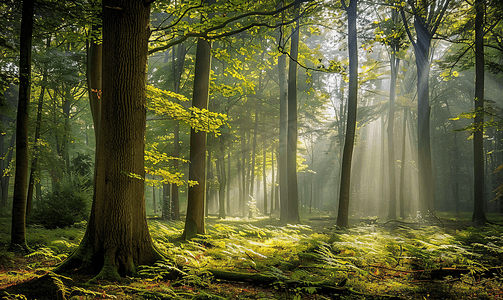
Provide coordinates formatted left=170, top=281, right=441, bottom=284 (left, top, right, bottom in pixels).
left=1, top=132, right=15, bottom=209
left=399, top=108, right=408, bottom=219
left=55, top=0, right=159, bottom=279
left=227, top=142, right=231, bottom=215
left=401, top=0, right=451, bottom=215
left=171, top=120, right=181, bottom=220
left=270, top=146, right=275, bottom=214
left=88, top=34, right=102, bottom=148
left=240, top=129, right=246, bottom=217
left=218, top=136, right=226, bottom=219
left=277, top=0, right=288, bottom=222
left=262, top=120, right=267, bottom=215
left=162, top=183, right=171, bottom=220
left=387, top=45, right=399, bottom=220
left=249, top=106, right=259, bottom=218
left=472, top=0, right=486, bottom=224
left=206, top=150, right=213, bottom=217
left=286, top=2, right=300, bottom=224
left=337, top=0, right=358, bottom=228
left=182, top=0, right=214, bottom=238
left=171, top=42, right=185, bottom=221
left=152, top=177, right=157, bottom=214
left=10, top=0, right=34, bottom=251
left=26, top=38, right=49, bottom=216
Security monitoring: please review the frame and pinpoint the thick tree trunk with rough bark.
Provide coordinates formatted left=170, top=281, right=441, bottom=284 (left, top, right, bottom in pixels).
left=10, top=0, right=34, bottom=251
left=337, top=0, right=358, bottom=228
left=55, top=0, right=159, bottom=279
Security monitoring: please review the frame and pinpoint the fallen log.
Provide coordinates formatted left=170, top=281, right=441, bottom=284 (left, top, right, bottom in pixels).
left=208, top=269, right=347, bottom=296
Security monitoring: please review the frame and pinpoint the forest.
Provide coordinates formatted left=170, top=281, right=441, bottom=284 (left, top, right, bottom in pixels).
left=1, top=0, right=503, bottom=299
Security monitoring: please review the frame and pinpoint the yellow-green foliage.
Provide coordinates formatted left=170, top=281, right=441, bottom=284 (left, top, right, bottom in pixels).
left=146, top=85, right=228, bottom=136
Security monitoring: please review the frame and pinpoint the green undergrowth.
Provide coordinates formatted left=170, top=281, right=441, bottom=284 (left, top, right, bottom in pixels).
left=0, top=214, right=503, bottom=299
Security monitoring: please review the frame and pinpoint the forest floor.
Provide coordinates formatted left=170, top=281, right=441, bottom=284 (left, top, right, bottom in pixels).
left=0, top=211, right=503, bottom=299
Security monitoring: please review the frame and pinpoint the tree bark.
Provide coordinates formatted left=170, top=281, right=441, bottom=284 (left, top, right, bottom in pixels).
left=286, top=2, right=300, bottom=224
left=55, top=0, right=159, bottom=279
left=162, top=183, right=171, bottom=220
left=277, top=0, right=288, bottom=222
left=26, top=37, right=50, bottom=217
left=218, top=136, right=226, bottom=219
left=401, top=0, right=451, bottom=215
left=472, top=0, right=486, bottom=224
left=249, top=105, right=259, bottom=218
left=399, top=108, right=408, bottom=219
left=262, top=117, right=268, bottom=215
left=337, top=0, right=358, bottom=228
left=270, top=146, right=275, bottom=214
left=10, top=0, right=34, bottom=251
left=387, top=44, right=399, bottom=220
left=182, top=0, right=214, bottom=238
left=171, top=42, right=185, bottom=221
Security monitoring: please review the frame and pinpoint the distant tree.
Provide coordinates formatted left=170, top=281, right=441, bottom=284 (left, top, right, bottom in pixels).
left=10, top=0, right=34, bottom=252
left=400, top=0, right=451, bottom=214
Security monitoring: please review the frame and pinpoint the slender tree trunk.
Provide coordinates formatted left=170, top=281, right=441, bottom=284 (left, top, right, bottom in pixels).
left=387, top=46, right=399, bottom=220
left=205, top=150, right=212, bottom=217
left=152, top=177, right=156, bottom=214
left=171, top=121, right=181, bottom=220
left=162, top=183, right=171, bottom=220
left=218, top=136, right=226, bottom=219
left=55, top=0, right=159, bottom=279
left=399, top=108, right=408, bottom=219
left=277, top=0, right=288, bottom=222
left=249, top=106, right=259, bottom=218
left=171, top=42, right=185, bottom=221
left=1, top=132, right=15, bottom=209
left=286, top=3, right=300, bottom=224
left=26, top=37, right=50, bottom=217
left=182, top=0, right=214, bottom=237
left=227, top=143, right=231, bottom=215
left=472, top=0, right=486, bottom=224
left=88, top=35, right=102, bottom=148
left=270, top=145, right=275, bottom=215
left=10, top=0, right=34, bottom=251
left=337, top=0, right=358, bottom=228
left=240, top=130, right=246, bottom=217
left=262, top=122, right=267, bottom=215
left=401, top=1, right=450, bottom=215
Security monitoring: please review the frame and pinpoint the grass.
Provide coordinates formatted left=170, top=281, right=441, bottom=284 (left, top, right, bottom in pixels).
left=0, top=213, right=502, bottom=299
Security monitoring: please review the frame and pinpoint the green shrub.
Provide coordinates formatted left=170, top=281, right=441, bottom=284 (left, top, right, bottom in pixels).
left=29, top=183, right=91, bottom=229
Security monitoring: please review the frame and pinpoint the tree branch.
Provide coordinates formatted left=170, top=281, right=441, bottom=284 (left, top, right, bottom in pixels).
left=148, top=0, right=318, bottom=54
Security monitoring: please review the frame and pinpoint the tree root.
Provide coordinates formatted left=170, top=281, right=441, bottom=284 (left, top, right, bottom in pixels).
left=0, top=272, right=71, bottom=300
